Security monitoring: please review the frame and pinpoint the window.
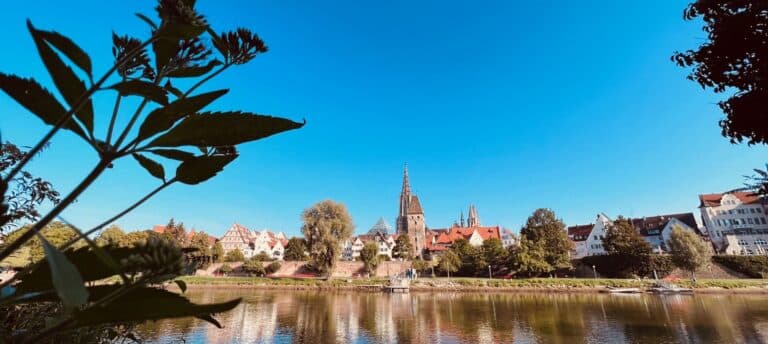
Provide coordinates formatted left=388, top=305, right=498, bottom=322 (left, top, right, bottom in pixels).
left=717, top=219, right=722, bottom=226
left=762, top=218, right=767, bottom=225
left=729, top=210, right=734, bottom=215
left=749, top=218, right=754, bottom=224
left=716, top=231, right=721, bottom=237
left=594, top=235, right=598, bottom=240
left=758, top=208, right=764, bottom=213
left=755, top=239, right=767, bottom=246
left=738, top=239, right=749, bottom=246
left=751, top=208, right=757, bottom=213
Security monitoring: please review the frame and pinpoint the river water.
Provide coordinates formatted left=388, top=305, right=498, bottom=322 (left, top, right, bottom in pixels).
left=135, top=289, right=768, bottom=343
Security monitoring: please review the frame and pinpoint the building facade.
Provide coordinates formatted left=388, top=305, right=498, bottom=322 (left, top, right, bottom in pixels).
left=425, top=225, right=502, bottom=254
left=699, top=191, right=768, bottom=252
left=567, top=213, right=611, bottom=259
left=219, top=224, right=289, bottom=260
left=341, top=231, right=398, bottom=261
left=396, top=165, right=426, bottom=257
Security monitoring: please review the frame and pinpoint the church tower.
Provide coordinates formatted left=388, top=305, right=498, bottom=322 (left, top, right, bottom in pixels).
left=467, top=204, right=481, bottom=227
left=396, top=164, right=426, bottom=257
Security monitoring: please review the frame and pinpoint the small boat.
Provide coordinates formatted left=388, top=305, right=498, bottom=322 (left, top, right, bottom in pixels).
left=602, top=287, right=642, bottom=294
left=648, top=281, right=693, bottom=294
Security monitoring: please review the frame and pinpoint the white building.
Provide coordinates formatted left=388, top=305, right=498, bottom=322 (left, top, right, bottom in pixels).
left=699, top=191, right=768, bottom=252
left=567, top=213, right=611, bottom=259
left=501, top=228, right=518, bottom=248
left=721, top=229, right=768, bottom=255
left=342, top=232, right=398, bottom=261
left=219, top=224, right=289, bottom=260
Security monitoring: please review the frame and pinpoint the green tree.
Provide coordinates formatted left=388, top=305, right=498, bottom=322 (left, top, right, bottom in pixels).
left=224, top=248, right=245, bottom=262
left=96, top=224, right=126, bottom=246
left=120, top=230, right=151, bottom=248
left=220, top=264, right=233, bottom=275
left=481, top=237, right=507, bottom=268
left=667, top=226, right=712, bottom=279
left=266, top=261, right=282, bottom=274
left=283, top=237, right=308, bottom=261
left=253, top=251, right=272, bottom=262
left=603, top=217, right=652, bottom=256
left=300, top=200, right=354, bottom=276
left=411, top=258, right=432, bottom=274
left=241, top=258, right=265, bottom=276
left=746, top=165, right=768, bottom=198
left=438, top=251, right=460, bottom=279
left=212, top=242, right=225, bottom=263
left=673, top=1, right=768, bottom=145
left=164, top=219, right=187, bottom=247
left=508, top=236, right=552, bottom=277
left=392, top=235, right=413, bottom=260
left=188, top=232, right=212, bottom=260
left=360, top=242, right=380, bottom=274
left=449, top=238, right=486, bottom=277
left=519, top=208, right=572, bottom=270
left=1, top=221, right=80, bottom=264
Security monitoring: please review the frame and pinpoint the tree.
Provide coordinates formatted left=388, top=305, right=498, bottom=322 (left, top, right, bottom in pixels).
left=667, top=226, right=712, bottom=279
left=266, top=261, right=282, bottom=274
left=1, top=221, right=80, bottom=264
left=253, top=251, right=272, bottom=262
left=283, top=237, right=308, bottom=261
left=673, top=1, right=768, bottom=145
left=603, top=217, right=652, bottom=256
left=241, top=258, right=265, bottom=276
left=0, top=142, right=61, bottom=232
left=519, top=208, right=572, bottom=270
left=188, top=232, right=212, bottom=261
left=212, top=242, right=225, bottom=263
left=746, top=165, right=768, bottom=198
left=411, top=259, right=432, bottom=274
left=120, top=230, right=152, bottom=248
left=508, top=236, right=552, bottom=277
left=164, top=219, right=187, bottom=247
left=224, top=248, right=245, bottom=262
left=449, top=238, right=486, bottom=277
left=96, top=224, right=126, bottom=246
left=482, top=238, right=507, bottom=268
left=392, top=235, right=413, bottom=260
left=220, top=264, right=233, bottom=275
left=300, top=200, right=354, bottom=276
left=438, top=251, right=460, bottom=279
left=360, top=242, right=380, bottom=274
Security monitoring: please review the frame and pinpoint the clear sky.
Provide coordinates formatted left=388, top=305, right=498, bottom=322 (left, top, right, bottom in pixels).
left=1, top=1, right=765, bottom=238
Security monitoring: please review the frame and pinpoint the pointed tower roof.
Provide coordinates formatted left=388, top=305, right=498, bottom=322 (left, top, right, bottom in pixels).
left=408, top=195, right=424, bottom=214
left=401, top=163, right=411, bottom=195
left=368, top=217, right=392, bottom=236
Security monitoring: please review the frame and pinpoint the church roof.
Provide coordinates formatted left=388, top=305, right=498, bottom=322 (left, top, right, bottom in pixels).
left=367, top=217, right=392, bottom=235
left=407, top=195, right=424, bottom=214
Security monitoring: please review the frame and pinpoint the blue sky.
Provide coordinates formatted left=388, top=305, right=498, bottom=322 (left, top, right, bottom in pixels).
left=1, top=1, right=765, bottom=238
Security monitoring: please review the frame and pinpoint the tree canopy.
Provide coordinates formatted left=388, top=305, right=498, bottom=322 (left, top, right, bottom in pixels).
left=518, top=208, right=572, bottom=271
left=603, top=217, right=652, bottom=256
left=96, top=224, right=126, bottom=246
left=284, top=237, right=308, bottom=261
left=360, top=242, right=380, bottom=274
left=1, top=221, right=82, bottom=265
left=224, top=248, right=245, bottom=262
left=673, top=1, right=768, bottom=145
left=667, top=226, right=712, bottom=278
left=392, top=235, right=413, bottom=260
left=300, top=200, right=354, bottom=276
left=438, top=250, right=460, bottom=278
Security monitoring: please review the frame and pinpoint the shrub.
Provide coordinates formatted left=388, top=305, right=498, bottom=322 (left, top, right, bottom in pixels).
left=266, top=261, right=282, bottom=274
left=713, top=255, right=768, bottom=278
left=220, top=264, right=233, bottom=275
left=254, top=251, right=272, bottom=262
left=224, top=249, right=245, bottom=262
left=580, top=254, right=672, bottom=278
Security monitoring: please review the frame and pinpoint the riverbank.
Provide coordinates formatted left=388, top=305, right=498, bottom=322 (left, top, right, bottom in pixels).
left=175, top=276, right=768, bottom=293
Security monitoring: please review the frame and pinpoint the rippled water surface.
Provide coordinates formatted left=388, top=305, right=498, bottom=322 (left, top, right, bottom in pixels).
left=135, top=289, right=768, bottom=343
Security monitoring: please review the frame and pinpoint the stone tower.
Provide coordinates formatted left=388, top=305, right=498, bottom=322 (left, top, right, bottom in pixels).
left=396, top=164, right=426, bottom=257
left=467, top=204, right=481, bottom=227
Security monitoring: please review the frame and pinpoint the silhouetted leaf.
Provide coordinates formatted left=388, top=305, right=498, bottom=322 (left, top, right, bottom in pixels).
left=166, top=59, right=221, bottom=78
left=148, top=111, right=304, bottom=147
left=27, top=20, right=94, bottom=134
left=136, top=89, right=228, bottom=142
left=175, top=155, right=236, bottom=185
left=69, top=287, right=239, bottom=328
left=132, top=153, right=165, bottom=181
left=174, top=280, right=187, bottom=293
left=164, top=80, right=184, bottom=98
left=150, top=149, right=195, bottom=161
left=0, top=73, right=88, bottom=140
left=38, top=235, right=88, bottom=310
left=36, top=29, right=92, bottom=78
left=135, top=13, right=158, bottom=30
left=108, top=80, right=168, bottom=105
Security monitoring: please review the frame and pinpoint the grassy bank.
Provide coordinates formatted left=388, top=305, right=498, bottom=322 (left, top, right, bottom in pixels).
left=177, top=276, right=768, bottom=291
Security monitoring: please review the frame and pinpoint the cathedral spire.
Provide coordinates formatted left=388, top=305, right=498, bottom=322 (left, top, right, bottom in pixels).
left=460, top=210, right=465, bottom=227
left=401, top=163, right=411, bottom=195
left=468, top=204, right=480, bottom=227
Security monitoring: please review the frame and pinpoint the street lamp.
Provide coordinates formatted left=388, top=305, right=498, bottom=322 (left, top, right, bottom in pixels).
left=488, top=265, right=492, bottom=279
left=592, top=265, right=597, bottom=279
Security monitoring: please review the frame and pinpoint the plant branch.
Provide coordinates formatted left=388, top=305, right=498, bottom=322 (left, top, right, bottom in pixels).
left=2, top=37, right=158, bottom=184
left=106, top=93, right=124, bottom=146
left=183, top=63, right=231, bottom=97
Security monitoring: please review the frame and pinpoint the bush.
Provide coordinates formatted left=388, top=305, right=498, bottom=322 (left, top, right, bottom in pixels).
left=220, top=264, right=233, bottom=275
left=266, top=261, right=282, bottom=274
left=713, top=255, right=768, bottom=278
left=580, top=254, right=672, bottom=278
left=224, top=249, right=245, bottom=262
left=242, top=259, right=266, bottom=276
left=254, top=251, right=273, bottom=262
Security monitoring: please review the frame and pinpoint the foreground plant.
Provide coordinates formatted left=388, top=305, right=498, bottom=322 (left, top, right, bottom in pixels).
left=0, top=0, right=304, bottom=341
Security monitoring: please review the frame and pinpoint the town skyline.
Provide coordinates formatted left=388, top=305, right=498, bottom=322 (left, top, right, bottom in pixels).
left=1, top=0, right=766, bottom=238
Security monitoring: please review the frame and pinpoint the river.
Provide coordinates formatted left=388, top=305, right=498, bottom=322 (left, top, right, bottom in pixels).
left=135, top=289, right=768, bottom=343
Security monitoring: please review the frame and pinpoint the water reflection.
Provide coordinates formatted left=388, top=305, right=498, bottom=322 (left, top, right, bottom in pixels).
left=137, top=290, right=768, bottom=343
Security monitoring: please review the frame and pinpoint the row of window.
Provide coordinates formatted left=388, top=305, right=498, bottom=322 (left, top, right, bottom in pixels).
left=737, top=239, right=768, bottom=246
left=714, top=207, right=763, bottom=215
left=590, top=244, right=603, bottom=250
left=715, top=217, right=767, bottom=227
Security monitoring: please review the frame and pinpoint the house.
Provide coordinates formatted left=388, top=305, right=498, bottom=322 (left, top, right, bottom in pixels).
left=341, top=232, right=398, bottom=261
left=425, top=225, right=502, bottom=255
left=567, top=213, right=611, bottom=259
left=699, top=190, right=768, bottom=252
left=501, top=228, right=517, bottom=248
left=219, top=224, right=288, bottom=260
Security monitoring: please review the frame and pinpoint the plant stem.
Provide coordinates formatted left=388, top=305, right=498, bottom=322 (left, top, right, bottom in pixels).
left=106, top=93, right=123, bottom=145
left=183, top=63, right=230, bottom=97
left=113, top=76, right=164, bottom=150
left=0, top=159, right=112, bottom=261
left=2, top=37, right=157, bottom=184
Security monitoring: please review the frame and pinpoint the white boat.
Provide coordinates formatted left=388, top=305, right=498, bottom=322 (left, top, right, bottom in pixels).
left=602, top=287, right=642, bottom=294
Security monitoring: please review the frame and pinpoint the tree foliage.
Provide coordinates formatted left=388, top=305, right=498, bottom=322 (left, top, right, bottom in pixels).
left=223, top=248, right=245, bottom=262
left=508, top=236, right=552, bottom=277
left=187, top=231, right=212, bottom=258
left=481, top=237, right=507, bottom=268
left=212, top=242, right=225, bottom=263
left=360, top=242, right=380, bottom=274
left=300, top=200, right=354, bottom=276
left=0, top=143, right=60, bottom=232
left=667, top=226, right=712, bottom=277
left=392, top=235, right=413, bottom=260
left=1, top=221, right=81, bottom=265
left=518, top=208, right=572, bottom=271
left=283, top=237, right=307, bottom=261
left=746, top=165, right=768, bottom=198
left=437, top=250, right=460, bottom=277
left=673, top=1, right=768, bottom=145
left=96, top=225, right=126, bottom=247
left=603, top=217, right=652, bottom=256
left=241, top=258, right=265, bottom=276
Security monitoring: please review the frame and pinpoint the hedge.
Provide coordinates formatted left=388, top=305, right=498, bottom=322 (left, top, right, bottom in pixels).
left=712, top=255, right=768, bottom=278
left=580, top=254, right=673, bottom=278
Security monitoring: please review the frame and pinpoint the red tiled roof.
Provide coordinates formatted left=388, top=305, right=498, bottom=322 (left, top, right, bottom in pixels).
left=425, top=225, right=501, bottom=252
left=567, top=224, right=593, bottom=239
left=699, top=191, right=763, bottom=207
left=630, top=213, right=698, bottom=236
left=152, top=225, right=166, bottom=233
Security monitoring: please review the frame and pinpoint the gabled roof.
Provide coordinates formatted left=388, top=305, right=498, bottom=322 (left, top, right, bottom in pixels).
left=407, top=195, right=424, bottom=214
left=427, top=225, right=501, bottom=248
left=567, top=224, right=593, bottom=240
left=699, top=191, right=763, bottom=207
left=630, top=213, right=698, bottom=236
left=367, top=217, right=392, bottom=236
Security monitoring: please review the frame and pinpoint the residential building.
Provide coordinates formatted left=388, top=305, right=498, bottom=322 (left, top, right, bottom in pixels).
left=342, top=231, right=398, bottom=261
left=567, top=213, right=611, bottom=259
left=699, top=190, right=768, bottom=251
left=425, top=225, right=501, bottom=254
left=721, top=229, right=768, bottom=255
left=501, top=228, right=517, bottom=248
left=219, top=224, right=288, bottom=260
left=396, top=165, right=426, bottom=257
